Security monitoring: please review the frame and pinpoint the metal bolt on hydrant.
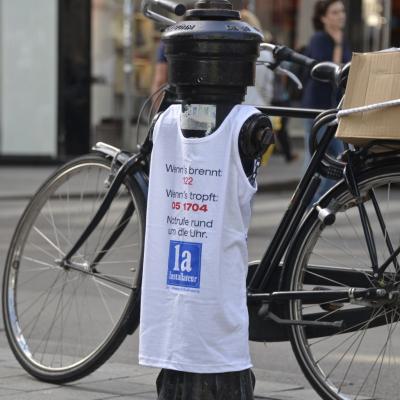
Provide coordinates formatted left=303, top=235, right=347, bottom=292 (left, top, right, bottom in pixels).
left=139, top=1, right=274, bottom=398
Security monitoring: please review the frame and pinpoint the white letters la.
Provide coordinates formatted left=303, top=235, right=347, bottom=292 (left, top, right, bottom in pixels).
left=180, top=250, right=192, bottom=272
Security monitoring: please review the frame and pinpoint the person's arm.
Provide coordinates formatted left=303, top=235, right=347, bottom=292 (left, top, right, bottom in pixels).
left=152, top=62, right=168, bottom=95
left=151, top=43, right=169, bottom=109
left=151, top=62, right=168, bottom=109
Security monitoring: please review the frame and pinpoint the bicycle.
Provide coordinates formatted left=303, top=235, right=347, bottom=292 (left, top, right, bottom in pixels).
left=3, top=1, right=400, bottom=399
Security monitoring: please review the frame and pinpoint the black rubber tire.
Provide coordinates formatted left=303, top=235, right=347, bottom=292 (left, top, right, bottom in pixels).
left=2, top=155, right=146, bottom=383
left=285, top=161, right=400, bottom=400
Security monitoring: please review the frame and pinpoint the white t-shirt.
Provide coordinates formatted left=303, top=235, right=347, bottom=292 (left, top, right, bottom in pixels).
left=139, top=104, right=259, bottom=373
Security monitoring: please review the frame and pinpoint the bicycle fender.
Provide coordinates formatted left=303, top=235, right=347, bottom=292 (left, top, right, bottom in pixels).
left=92, top=142, right=148, bottom=199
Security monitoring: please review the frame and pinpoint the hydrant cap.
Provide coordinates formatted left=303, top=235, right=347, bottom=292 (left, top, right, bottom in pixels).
left=161, top=1, right=264, bottom=103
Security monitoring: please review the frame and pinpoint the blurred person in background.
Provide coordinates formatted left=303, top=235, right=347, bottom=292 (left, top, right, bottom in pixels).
left=242, top=9, right=274, bottom=108
left=150, top=40, right=175, bottom=112
left=241, top=7, right=297, bottom=163
left=152, top=1, right=297, bottom=162
left=301, top=0, right=351, bottom=199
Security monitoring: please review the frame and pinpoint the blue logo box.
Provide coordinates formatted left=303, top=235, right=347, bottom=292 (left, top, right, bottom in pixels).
left=167, top=240, right=202, bottom=289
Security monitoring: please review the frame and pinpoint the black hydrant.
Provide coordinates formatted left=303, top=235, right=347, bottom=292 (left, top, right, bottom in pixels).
left=140, top=1, right=274, bottom=399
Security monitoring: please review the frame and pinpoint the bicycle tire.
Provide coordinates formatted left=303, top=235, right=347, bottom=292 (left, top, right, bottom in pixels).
left=285, top=161, right=400, bottom=400
left=2, top=154, right=146, bottom=383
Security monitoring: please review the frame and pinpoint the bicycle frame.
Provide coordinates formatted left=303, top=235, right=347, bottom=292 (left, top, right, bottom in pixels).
left=56, top=98, right=400, bottom=343
left=248, top=111, right=339, bottom=291
left=58, top=105, right=338, bottom=292
left=59, top=106, right=323, bottom=274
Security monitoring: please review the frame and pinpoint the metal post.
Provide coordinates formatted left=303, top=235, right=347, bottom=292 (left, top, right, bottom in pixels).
left=382, top=0, right=391, bottom=48
left=122, top=0, right=134, bottom=150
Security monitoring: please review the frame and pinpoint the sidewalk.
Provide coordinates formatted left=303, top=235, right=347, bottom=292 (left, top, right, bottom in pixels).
left=0, top=152, right=317, bottom=400
left=0, top=152, right=303, bottom=200
left=0, top=336, right=320, bottom=400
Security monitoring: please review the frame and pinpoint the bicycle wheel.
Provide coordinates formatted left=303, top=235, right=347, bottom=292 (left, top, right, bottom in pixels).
left=2, top=154, right=146, bottom=383
left=285, top=161, right=400, bottom=400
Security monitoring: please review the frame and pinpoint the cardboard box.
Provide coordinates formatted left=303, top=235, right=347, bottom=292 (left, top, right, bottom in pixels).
left=336, top=50, right=400, bottom=146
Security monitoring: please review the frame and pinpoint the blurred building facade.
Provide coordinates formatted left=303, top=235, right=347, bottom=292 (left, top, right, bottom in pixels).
left=0, top=0, right=398, bottom=160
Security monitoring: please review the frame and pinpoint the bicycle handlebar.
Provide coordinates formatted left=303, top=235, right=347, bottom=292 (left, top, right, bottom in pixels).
left=275, top=45, right=316, bottom=69
left=261, top=43, right=316, bottom=69
left=141, top=0, right=186, bottom=26
left=261, top=43, right=348, bottom=87
left=153, top=0, right=186, bottom=16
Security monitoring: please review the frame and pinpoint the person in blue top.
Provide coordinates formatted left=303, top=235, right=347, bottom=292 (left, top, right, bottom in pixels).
left=301, top=0, right=351, bottom=201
